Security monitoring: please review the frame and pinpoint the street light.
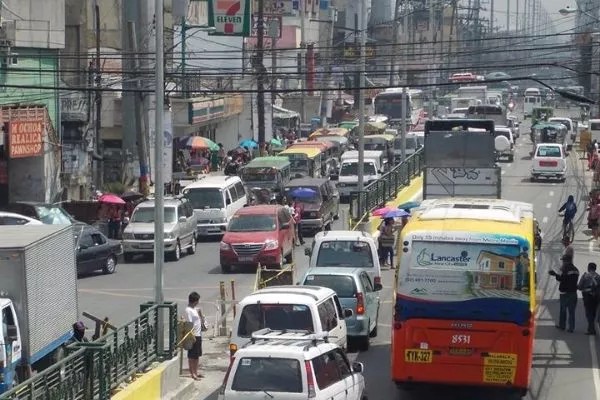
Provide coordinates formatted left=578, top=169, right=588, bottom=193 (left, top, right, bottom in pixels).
left=559, top=5, right=599, bottom=21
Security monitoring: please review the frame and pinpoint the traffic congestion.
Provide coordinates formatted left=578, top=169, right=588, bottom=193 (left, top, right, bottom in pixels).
left=3, top=74, right=600, bottom=400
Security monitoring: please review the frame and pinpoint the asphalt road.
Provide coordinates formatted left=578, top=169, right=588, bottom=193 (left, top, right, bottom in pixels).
left=78, top=110, right=600, bottom=400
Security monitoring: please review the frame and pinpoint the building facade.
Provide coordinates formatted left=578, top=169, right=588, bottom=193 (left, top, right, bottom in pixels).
left=0, top=0, right=65, bottom=205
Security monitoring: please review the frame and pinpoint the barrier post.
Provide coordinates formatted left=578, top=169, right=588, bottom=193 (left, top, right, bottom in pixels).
left=219, top=281, right=228, bottom=336
left=231, top=280, right=237, bottom=318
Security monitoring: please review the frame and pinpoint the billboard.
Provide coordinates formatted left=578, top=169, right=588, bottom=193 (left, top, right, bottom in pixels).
left=208, top=0, right=252, bottom=36
left=9, top=119, right=44, bottom=158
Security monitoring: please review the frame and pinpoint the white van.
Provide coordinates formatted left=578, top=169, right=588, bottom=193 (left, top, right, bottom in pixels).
left=393, top=133, right=419, bottom=163
left=305, top=230, right=383, bottom=287
left=182, top=175, right=247, bottom=236
left=229, top=286, right=350, bottom=355
left=590, top=119, right=600, bottom=142
left=338, top=150, right=384, bottom=198
left=549, top=117, right=576, bottom=142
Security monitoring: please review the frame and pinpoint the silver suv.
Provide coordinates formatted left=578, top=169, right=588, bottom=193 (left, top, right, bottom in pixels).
left=122, top=197, right=197, bottom=262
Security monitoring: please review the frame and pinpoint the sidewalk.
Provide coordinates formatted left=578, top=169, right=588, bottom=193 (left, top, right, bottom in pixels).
left=163, top=336, right=231, bottom=400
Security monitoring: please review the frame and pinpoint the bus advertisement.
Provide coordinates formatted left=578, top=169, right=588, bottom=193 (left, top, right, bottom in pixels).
left=391, top=198, right=536, bottom=396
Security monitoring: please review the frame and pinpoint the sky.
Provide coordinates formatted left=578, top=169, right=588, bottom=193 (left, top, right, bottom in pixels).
left=484, top=0, right=577, bottom=33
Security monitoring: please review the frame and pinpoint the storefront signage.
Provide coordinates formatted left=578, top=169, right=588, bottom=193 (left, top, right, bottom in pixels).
left=188, top=98, right=226, bottom=125
left=208, top=0, right=251, bottom=36
left=9, top=119, right=44, bottom=158
left=61, top=93, right=89, bottom=122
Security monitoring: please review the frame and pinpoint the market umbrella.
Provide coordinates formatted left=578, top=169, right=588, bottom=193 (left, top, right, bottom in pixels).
left=372, top=207, right=394, bottom=217
left=270, top=137, right=283, bottom=147
left=383, top=209, right=410, bottom=219
left=239, top=139, right=258, bottom=149
left=397, top=201, right=421, bottom=211
left=186, top=136, right=219, bottom=151
left=120, top=190, right=144, bottom=201
left=99, top=193, right=126, bottom=205
left=290, top=187, right=318, bottom=200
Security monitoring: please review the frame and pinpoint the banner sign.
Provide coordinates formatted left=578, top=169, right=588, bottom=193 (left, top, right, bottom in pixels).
left=208, top=0, right=252, bottom=36
left=9, top=119, right=44, bottom=158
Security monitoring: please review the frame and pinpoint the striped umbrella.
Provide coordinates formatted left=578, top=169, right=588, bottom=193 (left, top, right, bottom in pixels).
left=185, top=136, right=219, bottom=151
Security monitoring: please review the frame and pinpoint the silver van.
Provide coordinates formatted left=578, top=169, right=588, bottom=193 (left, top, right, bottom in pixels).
left=122, top=197, right=197, bottom=262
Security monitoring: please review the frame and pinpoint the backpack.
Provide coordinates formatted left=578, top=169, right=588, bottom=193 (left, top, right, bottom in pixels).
left=565, top=202, right=577, bottom=219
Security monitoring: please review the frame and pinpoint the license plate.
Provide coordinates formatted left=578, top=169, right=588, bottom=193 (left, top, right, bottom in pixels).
left=139, top=243, right=153, bottom=249
left=404, top=349, right=433, bottom=363
left=449, top=347, right=473, bottom=356
left=238, top=256, right=254, bottom=262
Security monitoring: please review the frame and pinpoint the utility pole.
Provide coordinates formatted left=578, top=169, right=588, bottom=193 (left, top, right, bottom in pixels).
left=154, top=0, right=165, bottom=348
left=357, top=0, right=366, bottom=193
left=531, top=0, right=536, bottom=34
left=94, top=0, right=103, bottom=190
left=181, top=16, right=187, bottom=97
left=299, top=0, right=306, bottom=125
left=516, top=0, right=519, bottom=32
left=506, top=0, right=510, bottom=32
left=271, top=34, right=277, bottom=136
left=320, top=17, right=335, bottom=127
left=401, top=87, right=407, bottom=161
left=128, top=21, right=150, bottom=197
left=389, top=0, right=402, bottom=86
left=490, top=0, right=494, bottom=33
left=256, top=0, right=266, bottom=153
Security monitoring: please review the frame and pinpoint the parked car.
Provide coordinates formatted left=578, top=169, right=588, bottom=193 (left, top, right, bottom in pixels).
left=283, top=178, right=340, bottom=234
left=2, top=201, right=77, bottom=225
left=531, top=143, right=567, bottom=182
left=219, top=205, right=295, bottom=272
left=229, top=286, right=351, bottom=355
left=122, top=197, right=197, bottom=262
left=301, top=267, right=381, bottom=351
left=0, top=211, right=44, bottom=225
left=74, top=225, right=122, bottom=275
left=219, top=329, right=366, bottom=400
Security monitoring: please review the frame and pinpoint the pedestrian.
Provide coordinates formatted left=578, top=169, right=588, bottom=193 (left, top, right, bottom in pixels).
left=588, top=198, right=600, bottom=240
left=292, top=197, right=305, bottom=245
left=184, top=291, right=207, bottom=380
left=218, top=143, right=226, bottom=169
left=578, top=262, right=600, bottom=335
left=108, top=205, right=121, bottom=239
left=379, top=217, right=398, bottom=269
left=562, top=236, right=574, bottom=264
left=69, top=321, right=88, bottom=344
left=549, top=254, right=580, bottom=332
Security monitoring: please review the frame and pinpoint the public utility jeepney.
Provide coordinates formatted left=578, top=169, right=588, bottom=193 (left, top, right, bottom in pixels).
left=239, top=157, right=291, bottom=202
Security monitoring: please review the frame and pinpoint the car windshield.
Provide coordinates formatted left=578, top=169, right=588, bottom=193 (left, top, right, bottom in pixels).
left=364, top=142, right=386, bottom=151
left=536, top=146, right=561, bottom=157
left=228, top=214, right=276, bottom=232
left=303, top=275, right=357, bottom=298
left=340, top=162, right=376, bottom=176
left=184, top=188, right=224, bottom=209
left=315, top=240, right=374, bottom=268
left=231, top=358, right=302, bottom=393
left=131, top=207, right=177, bottom=223
left=553, top=120, right=571, bottom=130
left=395, top=138, right=417, bottom=149
left=237, top=304, right=314, bottom=336
left=495, top=130, right=511, bottom=140
left=591, top=122, right=600, bottom=130
left=34, top=206, right=74, bottom=225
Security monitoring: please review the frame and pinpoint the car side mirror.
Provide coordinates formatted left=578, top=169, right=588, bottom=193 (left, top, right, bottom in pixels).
left=374, top=283, right=383, bottom=291
left=352, top=362, right=364, bottom=373
left=7, top=325, right=18, bottom=341
left=343, top=308, right=354, bottom=318
left=179, top=216, right=187, bottom=223
left=78, top=244, right=88, bottom=251
left=304, top=247, right=312, bottom=257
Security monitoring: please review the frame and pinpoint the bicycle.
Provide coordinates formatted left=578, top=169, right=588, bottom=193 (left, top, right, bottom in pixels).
left=558, top=212, right=575, bottom=242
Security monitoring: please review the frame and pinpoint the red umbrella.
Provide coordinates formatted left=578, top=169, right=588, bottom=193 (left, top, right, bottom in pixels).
left=372, top=207, right=393, bottom=217
left=99, top=193, right=126, bottom=205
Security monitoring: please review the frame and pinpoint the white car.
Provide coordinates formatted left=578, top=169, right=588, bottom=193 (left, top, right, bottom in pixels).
left=549, top=117, right=576, bottom=143
left=0, top=211, right=44, bottom=225
left=531, top=143, right=567, bottom=182
left=219, top=329, right=367, bottom=400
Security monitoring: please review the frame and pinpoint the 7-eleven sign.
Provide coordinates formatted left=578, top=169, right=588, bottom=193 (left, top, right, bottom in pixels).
left=208, top=0, right=252, bottom=36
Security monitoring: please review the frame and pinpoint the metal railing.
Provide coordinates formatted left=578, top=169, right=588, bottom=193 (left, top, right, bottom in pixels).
left=1, top=302, right=177, bottom=400
left=349, top=148, right=424, bottom=227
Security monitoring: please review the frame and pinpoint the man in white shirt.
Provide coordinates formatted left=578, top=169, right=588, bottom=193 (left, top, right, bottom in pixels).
left=185, top=291, right=205, bottom=380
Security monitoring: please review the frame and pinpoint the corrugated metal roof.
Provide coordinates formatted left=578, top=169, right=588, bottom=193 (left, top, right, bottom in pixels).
left=0, top=225, right=73, bottom=249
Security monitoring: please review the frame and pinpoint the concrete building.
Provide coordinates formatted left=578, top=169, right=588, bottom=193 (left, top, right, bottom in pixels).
left=0, top=0, right=65, bottom=205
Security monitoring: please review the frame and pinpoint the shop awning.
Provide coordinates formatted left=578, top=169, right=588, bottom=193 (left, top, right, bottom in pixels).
left=273, top=105, right=299, bottom=120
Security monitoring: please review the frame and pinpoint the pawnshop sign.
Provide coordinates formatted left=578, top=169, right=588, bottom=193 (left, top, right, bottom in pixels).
left=9, top=119, right=44, bottom=158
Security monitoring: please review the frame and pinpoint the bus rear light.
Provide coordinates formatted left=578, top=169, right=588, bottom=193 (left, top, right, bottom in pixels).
left=522, top=329, right=530, bottom=337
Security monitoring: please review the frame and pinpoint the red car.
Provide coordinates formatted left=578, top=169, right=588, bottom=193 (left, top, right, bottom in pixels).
left=219, top=205, right=295, bottom=273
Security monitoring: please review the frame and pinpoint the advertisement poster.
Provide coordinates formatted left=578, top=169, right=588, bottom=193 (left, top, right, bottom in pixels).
left=399, top=238, right=530, bottom=302
left=208, top=0, right=251, bottom=36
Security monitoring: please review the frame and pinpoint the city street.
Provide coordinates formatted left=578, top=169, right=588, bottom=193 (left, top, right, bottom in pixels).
left=77, top=112, right=600, bottom=400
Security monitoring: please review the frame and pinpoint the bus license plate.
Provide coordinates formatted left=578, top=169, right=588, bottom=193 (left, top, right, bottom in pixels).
left=449, top=347, right=473, bottom=356
left=405, top=349, right=433, bottom=363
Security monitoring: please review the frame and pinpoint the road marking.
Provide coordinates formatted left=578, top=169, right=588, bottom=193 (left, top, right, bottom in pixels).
left=542, top=216, right=548, bottom=224
left=546, top=203, right=552, bottom=209
left=549, top=191, right=554, bottom=197
left=590, top=324, right=600, bottom=398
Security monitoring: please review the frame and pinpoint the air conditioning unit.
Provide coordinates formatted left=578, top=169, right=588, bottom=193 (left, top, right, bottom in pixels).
left=0, top=20, right=16, bottom=46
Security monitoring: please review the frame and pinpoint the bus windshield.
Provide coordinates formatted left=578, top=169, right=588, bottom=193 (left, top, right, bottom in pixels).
left=397, top=239, right=531, bottom=323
